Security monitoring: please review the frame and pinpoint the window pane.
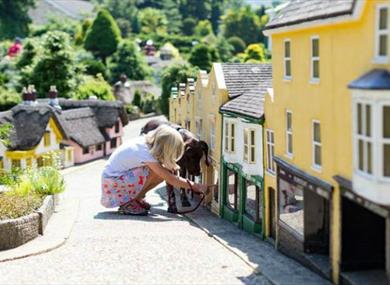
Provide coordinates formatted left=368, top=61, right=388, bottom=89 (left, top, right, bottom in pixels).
left=244, top=145, right=248, bottom=161
left=284, top=41, right=290, bottom=57
left=315, top=144, right=322, bottom=166
left=358, top=139, right=364, bottom=171
left=379, top=8, right=388, bottom=30
left=225, top=122, right=228, bottom=151
left=250, top=130, right=255, bottom=145
left=231, top=137, right=235, bottom=152
left=384, top=144, right=390, bottom=177
left=279, top=178, right=304, bottom=236
left=312, top=38, right=319, bottom=57
left=251, top=146, right=256, bottom=162
left=270, top=131, right=274, bottom=143
left=313, top=122, right=321, bottom=143
left=244, top=129, right=248, bottom=144
left=285, top=60, right=291, bottom=77
left=271, top=145, right=275, bottom=171
left=227, top=170, right=238, bottom=210
left=357, top=103, right=362, bottom=135
left=367, top=142, right=372, bottom=174
left=267, top=145, right=272, bottom=169
left=245, top=181, right=261, bottom=222
left=313, top=59, right=320, bottom=78
left=288, top=133, right=293, bottom=154
left=366, top=104, right=371, bottom=136
left=379, top=34, right=388, bottom=56
left=383, top=106, right=390, bottom=138
left=287, top=112, right=292, bottom=130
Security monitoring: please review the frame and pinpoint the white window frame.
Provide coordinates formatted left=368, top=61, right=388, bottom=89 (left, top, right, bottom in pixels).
left=224, top=120, right=236, bottom=153
left=244, top=128, right=256, bottom=164
left=284, top=39, right=292, bottom=80
left=266, top=129, right=276, bottom=175
left=374, top=4, right=390, bottom=64
left=310, top=36, right=320, bottom=83
left=286, top=110, right=293, bottom=157
left=312, top=120, right=322, bottom=171
left=210, top=118, right=216, bottom=152
left=355, top=101, right=373, bottom=177
left=380, top=103, right=390, bottom=179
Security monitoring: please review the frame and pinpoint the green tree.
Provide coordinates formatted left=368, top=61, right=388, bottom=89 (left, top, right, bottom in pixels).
left=132, top=90, right=142, bottom=108
left=0, top=0, right=35, bottom=39
left=221, top=6, right=263, bottom=45
left=75, top=18, right=93, bottom=45
left=16, top=40, right=38, bottom=69
left=74, top=74, right=115, bottom=101
left=182, top=17, right=197, bottom=36
left=109, top=39, right=150, bottom=83
left=194, top=20, right=213, bottom=37
left=22, top=31, right=79, bottom=98
left=160, top=63, right=197, bottom=115
left=242, top=43, right=267, bottom=62
left=215, top=37, right=234, bottom=62
left=188, top=43, right=219, bottom=72
left=105, top=0, right=140, bottom=33
left=139, top=8, right=168, bottom=35
left=84, top=9, right=121, bottom=62
left=179, top=0, right=211, bottom=20
left=162, top=0, right=182, bottom=34
left=227, top=36, right=246, bottom=54
left=211, top=0, right=224, bottom=34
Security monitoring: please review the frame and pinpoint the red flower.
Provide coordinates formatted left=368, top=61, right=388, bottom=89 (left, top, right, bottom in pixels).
left=113, top=183, right=118, bottom=187
left=138, top=176, right=144, bottom=185
left=103, top=184, right=108, bottom=188
left=118, top=194, right=122, bottom=198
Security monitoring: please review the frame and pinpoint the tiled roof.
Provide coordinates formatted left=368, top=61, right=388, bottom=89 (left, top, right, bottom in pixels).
left=221, top=63, right=272, bottom=99
left=349, top=69, right=390, bottom=90
left=266, top=0, right=355, bottom=30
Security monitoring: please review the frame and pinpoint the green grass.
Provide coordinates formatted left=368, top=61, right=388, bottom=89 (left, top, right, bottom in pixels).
left=0, top=192, right=42, bottom=220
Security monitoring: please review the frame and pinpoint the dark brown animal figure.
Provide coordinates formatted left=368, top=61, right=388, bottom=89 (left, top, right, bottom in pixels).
left=140, top=119, right=210, bottom=213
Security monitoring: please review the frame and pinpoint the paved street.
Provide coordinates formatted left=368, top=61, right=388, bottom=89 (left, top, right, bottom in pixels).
left=0, top=116, right=328, bottom=285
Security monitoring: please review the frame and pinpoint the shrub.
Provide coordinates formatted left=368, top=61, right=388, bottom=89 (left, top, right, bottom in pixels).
left=0, top=192, right=42, bottom=220
left=133, top=89, right=142, bottom=108
left=0, top=88, right=21, bottom=111
left=74, top=74, right=115, bottom=101
left=194, top=20, right=213, bottom=37
left=182, top=17, right=197, bottom=36
left=242, top=43, right=267, bottom=62
left=84, top=9, right=121, bottom=61
left=227, top=36, right=246, bottom=54
left=16, top=40, right=38, bottom=69
left=125, top=104, right=140, bottom=115
left=188, top=43, right=220, bottom=71
left=82, top=59, right=106, bottom=77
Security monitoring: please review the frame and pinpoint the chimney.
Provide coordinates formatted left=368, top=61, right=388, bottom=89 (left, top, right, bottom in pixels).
left=22, top=86, right=37, bottom=105
left=48, top=85, right=61, bottom=110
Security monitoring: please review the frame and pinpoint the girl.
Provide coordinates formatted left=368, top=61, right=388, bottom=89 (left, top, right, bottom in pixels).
left=101, top=124, right=208, bottom=215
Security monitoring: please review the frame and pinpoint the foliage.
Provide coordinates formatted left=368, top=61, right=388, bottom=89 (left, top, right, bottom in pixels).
left=0, top=0, right=35, bottom=40
left=84, top=9, right=121, bottom=61
left=194, top=20, right=213, bottom=37
left=221, top=6, right=265, bottom=45
left=16, top=40, right=38, bottom=69
left=179, top=0, right=211, bottom=20
left=75, top=18, right=93, bottom=45
left=215, top=37, right=234, bottom=62
left=109, top=39, right=150, bottom=83
left=74, top=74, right=115, bottom=101
left=160, top=63, right=197, bottom=115
left=188, top=43, right=220, bottom=71
left=0, top=56, right=22, bottom=90
left=21, top=31, right=79, bottom=98
left=0, top=88, right=21, bottom=111
left=241, top=43, right=267, bottom=63
left=0, top=192, right=42, bottom=220
left=116, top=18, right=132, bottom=38
left=0, top=122, right=13, bottom=147
left=104, top=0, right=140, bottom=33
left=181, top=17, right=197, bottom=36
left=31, top=17, right=79, bottom=38
left=162, top=0, right=182, bottom=34
left=210, top=0, right=224, bottom=34
left=227, top=36, right=246, bottom=54
left=132, top=90, right=142, bottom=108
left=139, top=8, right=168, bottom=35
left=82, top=58, right=107, bottom=78
left=141, top=93, right=159, bottom=114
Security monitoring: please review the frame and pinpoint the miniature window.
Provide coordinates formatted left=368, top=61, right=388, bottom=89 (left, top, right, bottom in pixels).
left=115, top=121, right=120, bottom=133
left=284, top=40, right=291, bottom=79
left=12, top=159, right=21, bottom=169
left=44, top=131, right=51, bottom=147
left=279, top=178, right=304, bottom=236
left=26, top=157, right=32, bottom=168
left=224, top=121, right=229, bottom=151
left=311, top=37, right=320, bottom=81
left=383, top=106, right=390, bottom=177
left=266, top=129, right=276, bottom=174
left=83, top=147, right=89, bottom=154
left=244, top=179, right=261, bottom=223
left=225, top=122, right=236, bottom=153
left=286, top=111, right=293, bottom=156
left=66, top=149, right=72, bottom=161
left=312, top=121, right=322, bottom=169
left=110, top=138, right=117, bottom=149
left=375, top=5, right=389, bottom=61
left=213, top=168, right=219, bottom=204
left=210, top=119, right=216, bottom=151
left=37, top=156, right=44, bottom=167
left=226, top=169, right=239, bottom=211
left=356, top=103, right=372, bottom=175
left=244, top=129, right=256, bottom=163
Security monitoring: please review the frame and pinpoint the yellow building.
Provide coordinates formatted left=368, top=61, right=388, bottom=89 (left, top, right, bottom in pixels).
left=264, top=0, right=390, bottom=283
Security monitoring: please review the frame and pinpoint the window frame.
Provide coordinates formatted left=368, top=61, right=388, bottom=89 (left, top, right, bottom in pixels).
left=312, top=120, right=322, bottom=171
left=43, top=131, right=51, bottom=147
left=285, top=110, right=293, bottom=157
left=266, top=129, right=276, bottom=175
left=374, top=4, right=390, bottom=64
left=224, top=120, right=236, bottom=153
left=310, top=36, right=320, bottom=83
left=283, top=39, right=292, bottom=80
left=209, top=118, right=216, bottom=152
left=243, top=128, right=256, bottom=164
left=114, top=121, right=120, bottom=133
left=355, top=101, right=373, bottom=177
left=380, top=103, right=390, bottom=179
left=11, top=159, right=21, bottom=169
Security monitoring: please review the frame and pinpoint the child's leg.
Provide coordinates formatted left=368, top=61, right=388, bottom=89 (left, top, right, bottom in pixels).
left=135, top=167, right=164, bottom=200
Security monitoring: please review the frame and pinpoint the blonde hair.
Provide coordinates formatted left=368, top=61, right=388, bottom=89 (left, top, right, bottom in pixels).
left=145, top=125, right=184, bottom=170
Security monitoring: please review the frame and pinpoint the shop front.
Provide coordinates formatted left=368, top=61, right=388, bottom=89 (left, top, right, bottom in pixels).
left=275, top=157, right=332, bottom=276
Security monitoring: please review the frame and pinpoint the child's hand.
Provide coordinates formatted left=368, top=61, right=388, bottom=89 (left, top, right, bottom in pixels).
left=192, top=183, right=209, bottom=194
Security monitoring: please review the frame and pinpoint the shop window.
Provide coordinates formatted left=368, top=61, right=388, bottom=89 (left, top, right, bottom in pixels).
left=312, top=121, right=322, bottom=169
left=115, top=121, right=120, bottom=133
left=286, top=111, right=293, bottom=156
left=383, top=106, right=390, bottom=177
left=44, top=131, right=51, bottom=147
left=226, top=169, right=239, bottom=211
left=356, top=103, right=372, bottom=174
left=244, top=180, right=261, bottom=223
left=279, top=178, right=304, bottom=236
left=375, top=5, right=389, bottom=62
left=11, top=159, right=21, bottom=169
left=284, top=40, right=291, bottom=79
left=83, top=147, right=89, bottom=154
left=110, top=138, right=117, bottom=149
left=311, top=37, right=320, bottom=81
left=266, top=129, right=275, bottom=174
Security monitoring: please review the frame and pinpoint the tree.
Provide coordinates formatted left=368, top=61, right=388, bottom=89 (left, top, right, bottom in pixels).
left=22, top=31, right=79, bottom=98
left=194, top=20, right=213, bottom=38
left=182, top=17, right=197, bottom=36
left=109, top=39, right=150, bottom=83
left=16, top=40, right=38, bottom=69
left=139, top=8, right=168, bottom=35
left=221, top=6, right=263, bottom=45
left=162, top=0, right=182, bottom=34
left=211, top=0, right=224, bottom=34
left=242, top=43, right=267, bottom=62
left=179, top=0, right=211, bottom=20
left=227, top=36, right=246, bottom=54
left=160, top=63, right=197, bottom=115
left=215, top=37, right=234, bottom=62
left=188, top=43, right=220, bottom=72
left=0, top=0, right=35, bottom=40
left=74, top=74, right=115, bottom=101
left=84, top=9, right=121, bottom=62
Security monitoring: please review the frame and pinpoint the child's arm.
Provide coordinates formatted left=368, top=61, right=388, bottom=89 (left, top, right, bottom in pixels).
left=145, top=162, right=208, bottom=193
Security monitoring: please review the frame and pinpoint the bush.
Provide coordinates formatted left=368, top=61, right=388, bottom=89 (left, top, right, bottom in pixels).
left=242, top=43, right=267, bottom=62
left=227, top=36, right=246, bottom=54
left=188, top=43, right=220, bottom=71
left=141, top=93, right=159, bottom=114
left=194, top=20, right=213, bottom=37
left=82, top=59, right=106, bottom=77
left=84, top=9, right=121, bottom=61
left=0, top=88, right=21, bottom=111
left=0, top=192, right=42, bottom=220
left=16, top=40, right=38, bottom=69
left=74, top=74, right=115, bottom=101
left=133, top=89, right=142, bottom=108
left=182, top=17, right=197, bottom=36
left=125, top=104, right=140, bottom=115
